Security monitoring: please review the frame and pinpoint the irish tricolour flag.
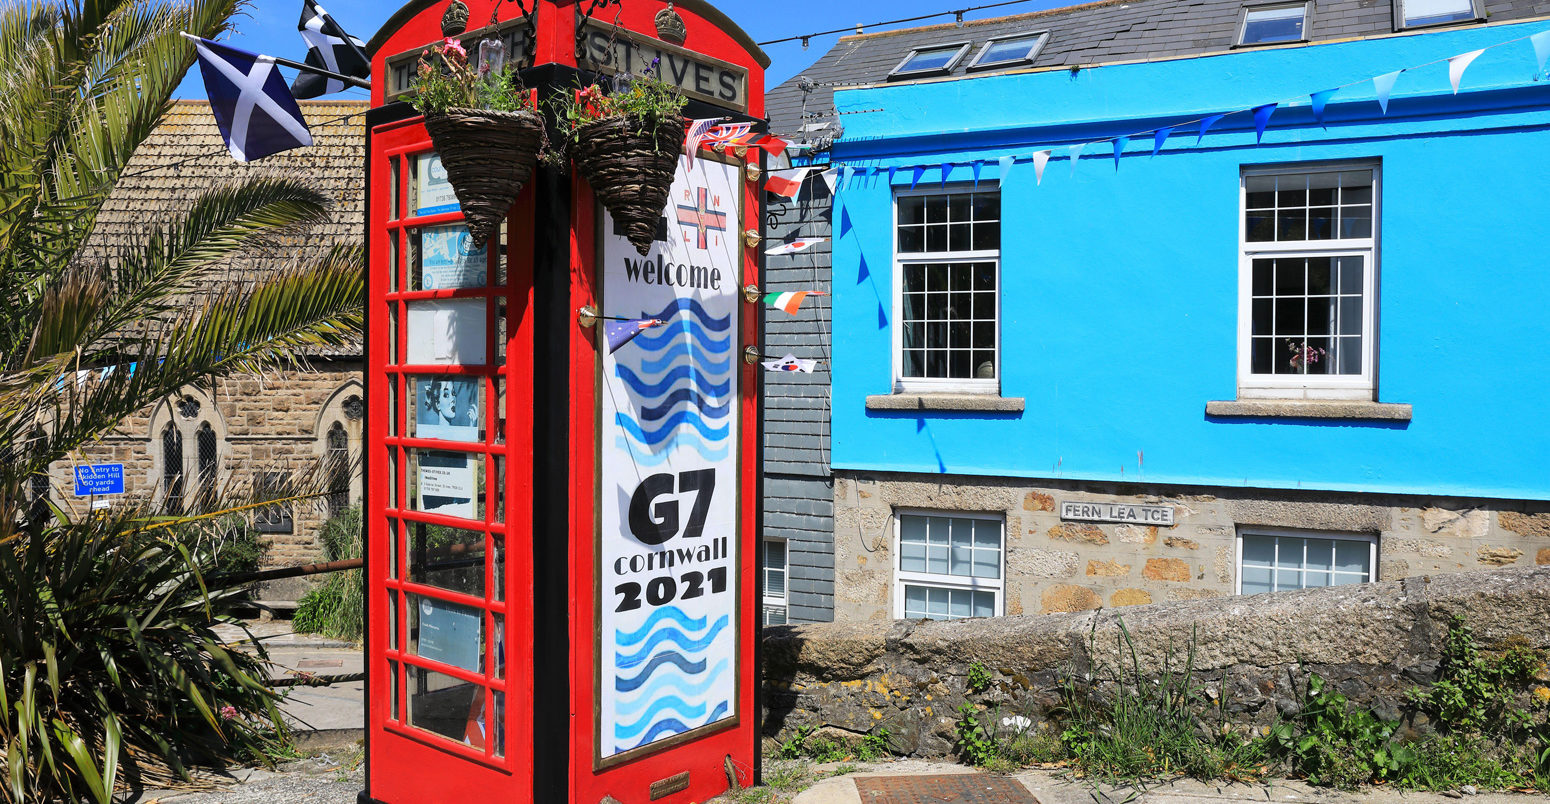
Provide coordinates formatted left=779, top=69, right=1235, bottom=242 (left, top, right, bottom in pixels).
left=763, top=290, right=825, bottom=315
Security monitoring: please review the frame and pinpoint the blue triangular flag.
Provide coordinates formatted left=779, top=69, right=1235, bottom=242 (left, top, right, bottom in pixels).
left=857, top=251, right=870, bottom=283
left=888, top=166, right=898, bottom=185
left=1373, top=70, right=1401, bottom=114
left=910, top=166, right=925, bottom=190
left=939, top=163, right=953, bottom=186
left=839, top=203, right=854, bottom=238
left=972, top=161, right=983, bottom=186
left=184, top=33, right=313, bottom=162
left=1151, top=126, right=1174, bottom=157
left=876, top=303, right=888, bottom=328
left=1309, top=89, right=1337, bottom=128
left=1533, top=31, right=1550, bottom=76
left=604, top=317, right=663, bottom=354
left=999, top=155, right=1014, bottom=184
left=1196, top=113, right=1225, bottom=146
left=1253, top=103, right=1277, bottom=143
left=1112, top=136, right=1129, bottom=169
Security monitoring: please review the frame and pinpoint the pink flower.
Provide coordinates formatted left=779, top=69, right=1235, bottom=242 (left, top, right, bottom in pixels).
left=220, top=705, right=238, bottom=720
left=442, top=38, right=466, bottom=58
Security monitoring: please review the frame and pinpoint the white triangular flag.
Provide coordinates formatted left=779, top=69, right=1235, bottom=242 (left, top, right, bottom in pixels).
left=1067, top=143, right=1085, bottom=178
left=1533, top=31, right=1550, bottom=76
left=820, top=168, right=838, bottom=194
left=1373, top=70, right=1402, bottom=114
left=1448, top=49, right=1484, bottom=94
left=998, top=155, right=1014, bottom=184
left=1032, top=150, right=1051, bottom=185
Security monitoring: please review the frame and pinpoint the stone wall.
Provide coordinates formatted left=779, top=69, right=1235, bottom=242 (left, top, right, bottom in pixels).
left=761, top=565, right=1550, bottom=757
left=40, top=363, right=364, bottom=594
left=832, top=471, right=1550, bottom=621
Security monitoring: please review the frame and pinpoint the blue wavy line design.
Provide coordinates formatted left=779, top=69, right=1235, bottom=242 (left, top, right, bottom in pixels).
left=616, top=652, right=705, bottom=692
left=616, top=616, right=729, bottom=668
left=614, top=660, right=729, bottom=709
left=616, top=364, right=729, bottom=398
left=613, top=435, right=729, bottom=465
left=644, top=298, right=731, bottom=331
left=621, top=701, right=732, bottom=751
left=640, top=389, right=729, bottom=422
left=639, top=343, right=732, bottom=375
left=633, top=322, right=730, bottom=353
left=615, top=411, right=728, bottom=446
left=616, top=607, right=706, bottom=646
left=614, top=697, right=708, bottom=739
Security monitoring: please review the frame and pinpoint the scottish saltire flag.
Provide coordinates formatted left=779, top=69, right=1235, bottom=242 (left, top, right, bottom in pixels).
left=604, top=318, right=664, bottom=354
left=183, top=34, right=313, bottom=162
left=292, top=0, right=370, bottom=99
left=764, top=237, right=825, bottom=255
left=761, top=354, right=817, bottom=373
left=763, top=290, right=825, bottom=314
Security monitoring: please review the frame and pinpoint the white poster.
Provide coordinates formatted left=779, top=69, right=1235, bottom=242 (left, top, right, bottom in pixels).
left=420, top=224, right=487, bottom=289
left=597, top=155, right=741, bottom=761
left=406, top=299, right=486, bottom=365
left=418, top=450, right=476, bottom=519
left=416, top=152, right=460, bottom=216
left=415, top=377, right=480, bottom=442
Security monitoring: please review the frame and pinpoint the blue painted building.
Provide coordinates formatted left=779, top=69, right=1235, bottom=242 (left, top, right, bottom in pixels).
left=765, top=5, right=1550, bottom=622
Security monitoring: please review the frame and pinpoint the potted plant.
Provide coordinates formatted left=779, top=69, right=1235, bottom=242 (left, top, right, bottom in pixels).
left=552, top=63, right=688, bottom=255
left=410, top=37, right=544, bottom=248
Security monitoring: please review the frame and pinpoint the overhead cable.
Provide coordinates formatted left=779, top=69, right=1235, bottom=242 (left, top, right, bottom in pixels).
left=755, top=0, right=1038, bottom=47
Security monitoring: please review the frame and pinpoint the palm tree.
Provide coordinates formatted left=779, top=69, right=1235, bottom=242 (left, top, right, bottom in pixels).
left=0, top=0, right=365, bottom=800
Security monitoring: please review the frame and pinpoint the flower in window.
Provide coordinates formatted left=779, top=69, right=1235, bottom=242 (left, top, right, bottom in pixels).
left=1286, top=339, right=1326, bottom=372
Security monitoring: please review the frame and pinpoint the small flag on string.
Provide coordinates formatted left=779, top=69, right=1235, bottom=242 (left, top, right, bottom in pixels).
left=939, top=163, right=954, bottom=186
left=1112, top=136, right=1129, bottom=169
left=1067, top=143, right=1085, bottom=177
left=857, top=251, right=870, bottom=283
left=604, top=317, right=664, bottom=354
left=1373, top=70, right=1401, bottom=114
left=839, top=165, right=856, bottom=192
left=971, top=161, right=983, bottom=186
left=1032, top=150, right=1050, bottom=185
left=819, top=168, right=839, bottom=194
left=1196, top=113, right=1225, bottom=146
left=755, top=135, right=789, bottom=157
left=761, top=354, right=818, bottom=373
left=998, top=155, right=1014, bottom=184
left=764, top=237, right=825, bottom=255
left=1152, top=126, right=1174, bottom=157
left=1309, top=88, right=1337, bottom=128
left=1252, top=103, right=1277, bottom=143
left=839, top=203, right=854, bottom=238
left=183, top=33, right=313, bottom=162
left=1533, top=31, right=1550, bottom=75
left=683, top=118, right=718, bottom=165
left=291, top=0, right=369, bottom=99
left=910, top=166, right=925, bottom=190
left=764, top=290, right=826, bottom=314
left=765, top=166, right=813, bottom=198
left=1448, top=49, right=1484, bottom=94
left=703, top=122, right=751, bottom=148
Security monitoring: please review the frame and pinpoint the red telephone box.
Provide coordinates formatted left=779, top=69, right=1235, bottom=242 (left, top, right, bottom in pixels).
left=362, top=2, right=767, bottom=802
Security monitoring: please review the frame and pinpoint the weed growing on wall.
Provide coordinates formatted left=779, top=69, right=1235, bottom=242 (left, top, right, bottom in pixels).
left=776, top=725, right=893, bottom=763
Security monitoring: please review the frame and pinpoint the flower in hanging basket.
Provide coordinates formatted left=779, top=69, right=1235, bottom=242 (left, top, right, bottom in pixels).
left=410, top=38, right=543, bottom=248
left=551, top=63, right=689, bottom=255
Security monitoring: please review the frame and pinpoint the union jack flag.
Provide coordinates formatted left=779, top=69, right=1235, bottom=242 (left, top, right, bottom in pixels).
left=702, top=122, right=751, bottom=146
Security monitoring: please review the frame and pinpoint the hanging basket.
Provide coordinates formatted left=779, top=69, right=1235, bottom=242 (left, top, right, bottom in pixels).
left=571, top=114, right=686, bottom=256
left=422, top=107, right=544, bottom=248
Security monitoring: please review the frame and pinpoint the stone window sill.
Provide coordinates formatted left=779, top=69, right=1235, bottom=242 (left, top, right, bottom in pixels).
left=1205, top=399, right=1412, bottom=421
left=866, top=394, right=1025, bottom=413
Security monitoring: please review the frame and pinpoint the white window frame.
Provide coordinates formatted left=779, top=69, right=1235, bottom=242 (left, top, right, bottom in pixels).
left=1234, top=1, right=1313, bottom=47
left=1237, top=161, right=1380, bottom=400
left=888, top=42, right=972, bottom=80
left=892, top=187, right=1001, bottom=394
left=967, top=31, right=1050, bottom=71
left=892, top=509, right=1005, bottom=620
left=1235, top=527, right=1379, bottom=594
left=1394, top=0, right=1483, bottom=30
left=761, top=537, right=788, bottom=625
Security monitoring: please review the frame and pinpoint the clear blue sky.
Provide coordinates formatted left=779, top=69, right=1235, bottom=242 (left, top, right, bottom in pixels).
left=174, top=0, right=1068, bottom=99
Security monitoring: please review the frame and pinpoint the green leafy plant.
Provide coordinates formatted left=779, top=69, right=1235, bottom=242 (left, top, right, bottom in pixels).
left=1267, top=674, right=1408, bottom=789
left=292, top=506, right=364, bottom=642
left=954, top=703, right=997, bottom=767
left=1408, top=618, right=1546, bottom=734
left=408, top=38, right=530, bottom=116
left=546, top=62, right=688, bottom=156
left=967, top=661, right=992, bottom=694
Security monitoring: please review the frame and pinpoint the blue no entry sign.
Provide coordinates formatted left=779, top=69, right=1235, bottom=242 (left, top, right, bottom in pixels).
left=74, top=464, right=124, bottom=496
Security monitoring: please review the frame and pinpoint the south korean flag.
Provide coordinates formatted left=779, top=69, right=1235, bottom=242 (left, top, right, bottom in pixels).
left=291, top=0, right=369, bottom=99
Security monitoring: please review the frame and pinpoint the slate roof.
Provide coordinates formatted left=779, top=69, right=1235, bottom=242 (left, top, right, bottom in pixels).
left=86, top=100, right=368, bottom=357
left=767, top=0, right=1550, bottom=138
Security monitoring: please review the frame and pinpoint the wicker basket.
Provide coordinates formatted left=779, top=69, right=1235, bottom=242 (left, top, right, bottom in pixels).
left=422, top=107, right=544, bottom=248
left=571, top=115, right=686, bottom=256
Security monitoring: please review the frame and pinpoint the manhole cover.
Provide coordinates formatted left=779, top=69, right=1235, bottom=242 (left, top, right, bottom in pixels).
left=854, top=775, right=1040, bottom=803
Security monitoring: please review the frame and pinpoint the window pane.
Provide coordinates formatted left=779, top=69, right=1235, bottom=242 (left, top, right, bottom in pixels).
left=972, top=221, right=999, bottom=250
left=409, top=594, right=484, bottom=673
left=1252, top=299, right=1273, bottom=336
left=409, top=522, right=486, bottom=597
left=949, top=195, right=971, bottom=223
left=927, top=586, right=949, bottom=616
left=973, top=550, right=999, bottom=579
left=1241, top=4, right=1306, bottom=44
left=973, top=519, right=999, bottom=548
left=950, top=518, right=973, bottom=547
left=900, top=540, right=927, bottom=572
left=407, top=666, right=481, bottom=744
left=898, top=45, right=962, bottom=74
left=949, top=544, right=973, bottom=576
left=1335, top=540, right=1370, bottom=574
left=978, top=35, right=1042, bottom=65
left=926, top=197, right=948, bottom=223
left=901, top=515, right=927, bottom=543
left=928, top=545, right=949, bottom=575
left=1241, top=566, right=1273, bottom=595
left=1404, top=0, right=1474, bottom=24
left=899, top=197, right=925, bottom=225
left=899, top=227, right=924, bottom=252
left=1241, top=534, right=1275, bottom=566
left=1275, top=570, right=1303, bottom=591
left=904, top=585, right=928, bottom=617
left=972, top=591, right=995, bottom=618
left=1275, top=539, right=1304, bottom=570
left=1304, top=539, right=1335, bottom=571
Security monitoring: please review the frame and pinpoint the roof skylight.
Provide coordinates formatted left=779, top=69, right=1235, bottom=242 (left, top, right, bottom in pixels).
left=967, top=32, right=1050, bottom=71
left=888, top=42, right=972, bottom=79
left=1236, top=2, right=1310, bottom=46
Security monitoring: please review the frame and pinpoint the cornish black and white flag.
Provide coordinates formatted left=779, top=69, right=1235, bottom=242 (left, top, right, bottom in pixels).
left=291, top=0, right=369, bottom=99
left=183, top=34, right=313, bottom=162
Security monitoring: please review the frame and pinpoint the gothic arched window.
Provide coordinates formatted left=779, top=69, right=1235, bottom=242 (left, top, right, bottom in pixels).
left=161, top=421, right=184, bottom=515
left=327, top=421, right=350, bottom=515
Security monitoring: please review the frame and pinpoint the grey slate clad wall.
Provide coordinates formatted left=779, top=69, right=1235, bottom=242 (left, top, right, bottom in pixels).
left=766, top=0, right=1550, bottom=140
left=762, top=170, right=835, bottom=622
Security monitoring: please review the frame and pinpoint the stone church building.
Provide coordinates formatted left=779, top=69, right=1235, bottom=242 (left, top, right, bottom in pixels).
left=38, top=100, right=369, bottom=597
